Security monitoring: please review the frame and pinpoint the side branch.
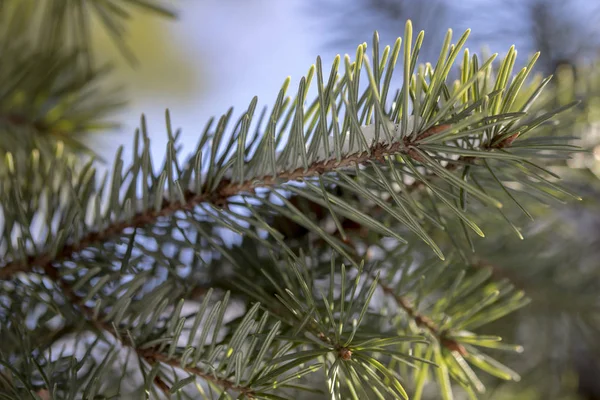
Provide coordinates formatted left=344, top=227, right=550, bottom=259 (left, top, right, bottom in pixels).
left=43, top=263, right=255, bottom=397
left=340, top=228, right=471, bottom=355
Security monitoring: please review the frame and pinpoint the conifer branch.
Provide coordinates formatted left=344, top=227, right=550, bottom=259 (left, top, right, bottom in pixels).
left=315, top=178, right=519, bottom=359
left=355, top=251, right=514, bottom=358
left=345, top=233, right=472, bottom=356
left=39, top=263, right=254, bottom=398
left=0, top=123, right=500, bottom=281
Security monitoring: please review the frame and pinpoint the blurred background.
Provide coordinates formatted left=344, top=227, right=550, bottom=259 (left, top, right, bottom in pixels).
left=7, top=0, right=600, bottom=398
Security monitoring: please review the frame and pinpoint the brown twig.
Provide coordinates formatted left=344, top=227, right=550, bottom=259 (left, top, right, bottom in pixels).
left=138, top=350, right=255, bottom=396
left=377, top=280, right=467, bottom=356
left=377, top=257, right=524, bottom=356
left=152, top=374, right=172, bottom=399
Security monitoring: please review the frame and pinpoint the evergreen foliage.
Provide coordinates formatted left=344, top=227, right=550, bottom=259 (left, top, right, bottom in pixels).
left=0, top=3, right=586, bottom=399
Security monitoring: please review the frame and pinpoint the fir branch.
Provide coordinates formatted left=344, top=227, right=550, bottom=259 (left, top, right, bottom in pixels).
left=38, top=262, right=255, bottom=398
left=262, top=239, right=461, bottom=361
left=342, top=228, right=471, bottom=356
left=0, top=123, right=495, bottom=280
left=307, top=176, right=521, bottom=358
